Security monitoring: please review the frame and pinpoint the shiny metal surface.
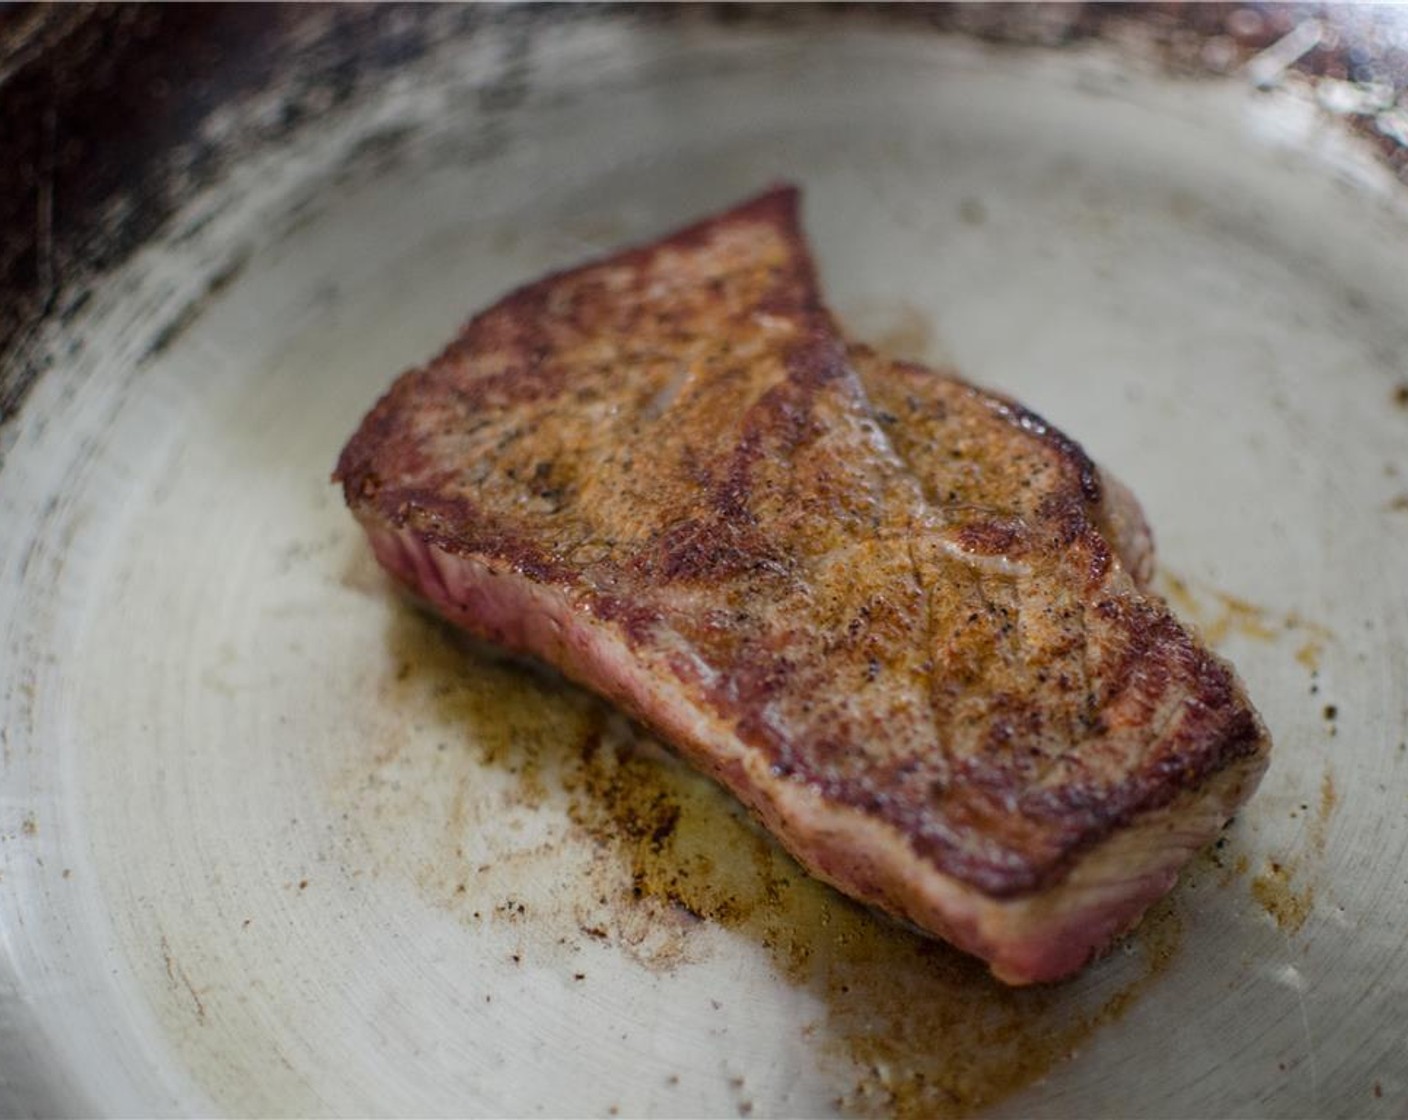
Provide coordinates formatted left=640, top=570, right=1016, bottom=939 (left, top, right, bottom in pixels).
left=2, top=18, right=1406, bottom=1118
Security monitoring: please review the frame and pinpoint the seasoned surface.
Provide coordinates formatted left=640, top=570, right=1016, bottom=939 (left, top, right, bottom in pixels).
left=337, top=186, right=1270, bottom=977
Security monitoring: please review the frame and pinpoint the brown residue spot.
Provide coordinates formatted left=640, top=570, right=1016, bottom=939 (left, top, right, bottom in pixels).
left=345, top=606, right=1192, bottom=1118
left=1388, top=493, right=1408, bottom=513
left=1294, top=636, right=1325, bottom=673
left=160, top=935, right=207, bottom=1025
left=1194, top=832, right=1255, bottom=890
left=1158, top=573, right=1333, bottom=669
left=1311, top=771, right=1338, bottom=853
left=1251, top=767, right=1335, bottom=934
left=1159, top=572, right=1278, bottom=645
left=1393, top=381, right=1408, bottom=409
left=298, top=879, right=309, bottom=891
left=20, top=814, right=37, bottom=837
left=1251, top=861, right=1313, bottom=934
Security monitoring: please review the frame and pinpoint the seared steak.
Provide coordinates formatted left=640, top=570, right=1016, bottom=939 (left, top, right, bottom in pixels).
left=336, top=187, right=1270, bottom=984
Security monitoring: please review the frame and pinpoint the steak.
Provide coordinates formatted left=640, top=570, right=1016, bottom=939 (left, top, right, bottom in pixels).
left=336, top=186, right=1270, bottom=984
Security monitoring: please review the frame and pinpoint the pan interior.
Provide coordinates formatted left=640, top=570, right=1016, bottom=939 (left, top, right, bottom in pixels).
left=2, top=22, right=1406, bottom=1119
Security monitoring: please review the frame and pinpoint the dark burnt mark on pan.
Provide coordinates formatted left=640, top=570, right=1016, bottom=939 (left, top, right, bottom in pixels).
left=319, top=121, right=452, bottom=207
left=0, top=5, right=556, bottom=436
left=0, top=6, right=378, bottom=421
left=476, top=12, right=535, bottom=114
left=137, top=249, right=251, bottom=365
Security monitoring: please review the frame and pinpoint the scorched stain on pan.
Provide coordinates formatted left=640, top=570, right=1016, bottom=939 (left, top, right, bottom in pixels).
left=340, top=603, right=1200, bottom=1118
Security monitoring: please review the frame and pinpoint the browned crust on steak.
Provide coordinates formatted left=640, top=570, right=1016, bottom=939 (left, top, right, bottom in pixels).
left=336, top=185, right=1271, bottom=976
left=851, top=350, right=1266, bottom=892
